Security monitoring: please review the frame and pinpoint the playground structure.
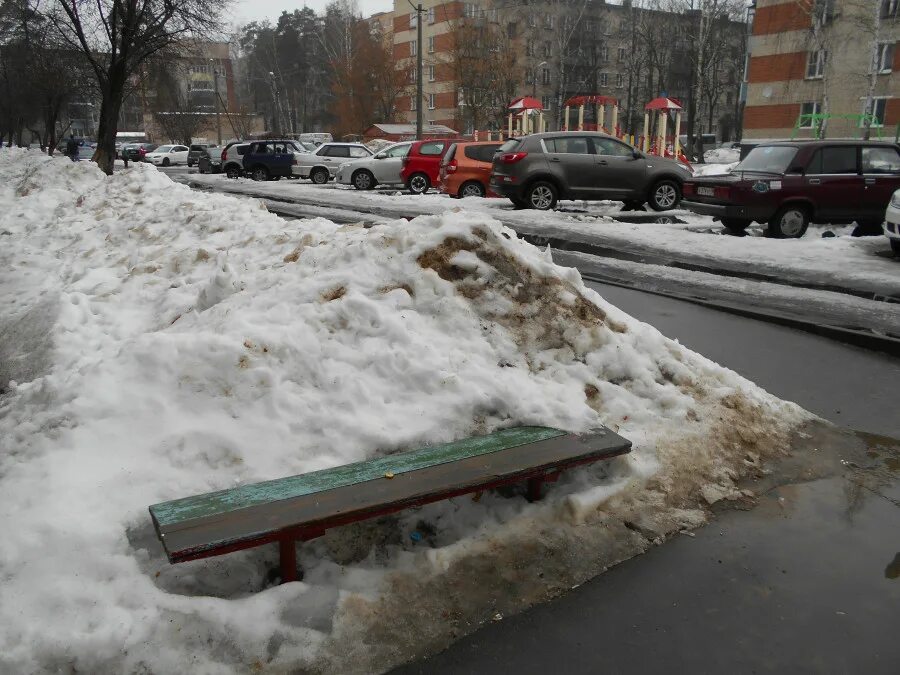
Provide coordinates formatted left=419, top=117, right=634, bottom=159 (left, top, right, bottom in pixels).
left=506, top=97, right=546, bottom=137
left=562, top=95, right=620, bottom=138
left=640, top=96, right=685, bottom=161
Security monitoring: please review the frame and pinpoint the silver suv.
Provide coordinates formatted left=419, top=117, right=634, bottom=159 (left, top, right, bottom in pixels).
left=293, top=143, right=372, bottom=184
left=490, top=132, right=692, bottom=211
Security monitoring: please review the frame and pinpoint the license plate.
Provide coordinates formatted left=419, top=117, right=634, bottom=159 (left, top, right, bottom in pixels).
left=697, top=186, right=715, bottom=196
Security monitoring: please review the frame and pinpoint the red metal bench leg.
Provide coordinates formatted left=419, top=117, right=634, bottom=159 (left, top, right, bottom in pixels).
left=280, top=537, right=297, bottom=583
left=526, top=477, right=544, bottom=502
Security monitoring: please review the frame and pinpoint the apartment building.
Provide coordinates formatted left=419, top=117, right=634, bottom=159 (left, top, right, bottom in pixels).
left=389, top=0, right=745, bottom=138
left=743, top=0, right=900, bottom=139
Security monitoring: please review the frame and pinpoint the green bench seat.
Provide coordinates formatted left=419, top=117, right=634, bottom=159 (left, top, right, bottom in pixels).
left=149, top=425, right=631, bottom=583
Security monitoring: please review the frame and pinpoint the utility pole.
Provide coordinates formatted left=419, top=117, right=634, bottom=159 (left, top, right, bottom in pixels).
left=211, top=60, right=222, bottom=145
left=416, top=3, right=424, bottom=139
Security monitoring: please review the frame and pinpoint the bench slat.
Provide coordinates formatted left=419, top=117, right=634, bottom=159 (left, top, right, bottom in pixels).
left=150, top=426, right=566, bottom=528
left=151, top=427, right=630, bottom=564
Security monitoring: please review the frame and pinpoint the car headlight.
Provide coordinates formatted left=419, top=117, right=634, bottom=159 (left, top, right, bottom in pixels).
left=891, top=191, right=900, bottom=209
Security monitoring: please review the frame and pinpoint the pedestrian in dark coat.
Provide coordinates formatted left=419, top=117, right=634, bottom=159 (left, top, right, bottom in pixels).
left=65, top=134, right=78, bottom=161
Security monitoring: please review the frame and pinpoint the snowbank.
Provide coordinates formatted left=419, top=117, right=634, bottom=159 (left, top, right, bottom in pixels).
left=0, top=149, right=808, bottom=673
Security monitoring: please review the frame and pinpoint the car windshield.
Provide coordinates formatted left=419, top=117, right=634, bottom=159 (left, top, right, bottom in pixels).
left=156, top=145, right=173, bottom=153
left=735, top=146, right=798, bottom=174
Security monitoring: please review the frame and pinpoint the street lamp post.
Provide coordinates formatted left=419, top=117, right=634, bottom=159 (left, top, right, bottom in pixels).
left=407, top=0, right=424, bottom=139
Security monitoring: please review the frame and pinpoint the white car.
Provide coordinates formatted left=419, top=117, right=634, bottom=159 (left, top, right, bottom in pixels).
left=885, top=188, right=900, bottom=256
left=335, top=142, right=412, bottom=190
left=145, top=144, right=190, bottom=167
left=292, top=142, right=372, bottom=184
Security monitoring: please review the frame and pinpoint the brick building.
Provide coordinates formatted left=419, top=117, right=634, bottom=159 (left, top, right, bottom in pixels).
left=743, top=0, right=900, bottom=139
left=389, top=0, right=745, bottom=139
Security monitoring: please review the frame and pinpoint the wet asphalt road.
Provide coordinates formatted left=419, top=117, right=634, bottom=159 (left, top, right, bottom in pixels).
left=393, top=283, right=900, bottom=675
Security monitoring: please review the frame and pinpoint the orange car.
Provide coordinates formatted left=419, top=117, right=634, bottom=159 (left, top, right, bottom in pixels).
left=439, top=141, right=503, bottom=198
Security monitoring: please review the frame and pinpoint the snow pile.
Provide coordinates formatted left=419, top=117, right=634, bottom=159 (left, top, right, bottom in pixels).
left=0, top=149, right=809, bottom=673
left=693, top=161, right=737, bottom=176
left=703, top=147, right=740, bottom=164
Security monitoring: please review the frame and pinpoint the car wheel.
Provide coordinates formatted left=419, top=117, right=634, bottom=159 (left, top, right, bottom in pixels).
left=509, top=196, right=528, bottom=209
left=311, top=167, right=329, bottom=184
left=768, top=204, right=809, bottom=238
left=187, top=161, right=193, bottom=167
left=252, top=166, right=269, bottom=182
left=162, top=157, right=170, bottom=167
left=720, top=218, right=750, bottom=234
left=459, top=181, right=486, bottom=198
left=407, top=173, right=430, bottom=195
left=526, top=181, right=557, bottom=210
left=353, top=170, right=375, bottom=190
left=891, top=239, right=900, bottom=256
left=648, top=180, right=680, bottom=211
left=226, top=165, right=241, bottom=179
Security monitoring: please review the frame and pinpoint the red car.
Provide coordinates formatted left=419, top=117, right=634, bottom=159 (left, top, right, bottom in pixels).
left=400, top=139, right=453, bottom=194
left=682, top=140, right=900, bottom=238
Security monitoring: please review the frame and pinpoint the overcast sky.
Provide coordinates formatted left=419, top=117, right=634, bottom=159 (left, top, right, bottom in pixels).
left=230, top=0, right=394, bottom=26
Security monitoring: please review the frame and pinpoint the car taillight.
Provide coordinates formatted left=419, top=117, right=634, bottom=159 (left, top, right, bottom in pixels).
left=683, top=183, right=695, bottom=195
left=139, top=147, right=146, bottom=156
left=498, top=152, right=528, bottom=164
left=714, top=186, right=731, bottom=199
left=447, top=159, right=457, bottom=173
left=221, top=149, right=227, bottom=161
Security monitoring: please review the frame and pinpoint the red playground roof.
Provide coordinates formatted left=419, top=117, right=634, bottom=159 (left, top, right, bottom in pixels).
left=644, top=96, right=683, bottom=111
left=564, top=95, right=619, bottom=107
left=508, top=96, right=544, bottom=111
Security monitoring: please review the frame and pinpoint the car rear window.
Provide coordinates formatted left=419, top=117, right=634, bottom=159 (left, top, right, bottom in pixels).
left=736, top=146, right=798, bottom=173
left=418, top=141, right=445, bottom=156
left=464, top=144, right=502, bottom=162
left=498, top=139, right=521, bottom=153
left=861, top=146, right=900, bottom=174
left=190, top=145, right=206, bottom=151
left=806, top=146, right=858, bottom=174
left=235, top=145, right=248, bottom=155
left=442, top=144, right=457, bottom=165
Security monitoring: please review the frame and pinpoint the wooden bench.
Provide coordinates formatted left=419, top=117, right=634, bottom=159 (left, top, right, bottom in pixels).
left=149, top=426, right=631, bottom=583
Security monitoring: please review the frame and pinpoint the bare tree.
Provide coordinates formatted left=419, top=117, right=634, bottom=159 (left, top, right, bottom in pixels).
left=47, top=0, right=226, bottom=174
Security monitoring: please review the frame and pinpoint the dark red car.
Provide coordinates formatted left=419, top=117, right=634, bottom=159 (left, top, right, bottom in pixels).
left=682, top=140, right=900, bottom=238
left=400, top=139, right=453, bottom=194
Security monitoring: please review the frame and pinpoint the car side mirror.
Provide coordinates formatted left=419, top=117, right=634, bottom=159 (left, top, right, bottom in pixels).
left=632, top=150, right=643, bottom=159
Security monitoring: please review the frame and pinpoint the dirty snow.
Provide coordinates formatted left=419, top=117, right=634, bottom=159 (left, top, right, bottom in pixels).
left=185, top=173, right=900, bottom=297
left=1, top=149, right=809, bottom=673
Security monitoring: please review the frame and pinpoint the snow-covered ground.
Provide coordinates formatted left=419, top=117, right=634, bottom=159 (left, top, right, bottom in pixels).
left=185, top=173, right=899, bottom=298
left=2, top=150, right=812, bottom=673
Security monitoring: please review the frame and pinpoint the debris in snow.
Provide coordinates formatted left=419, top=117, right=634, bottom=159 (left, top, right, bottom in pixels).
left=0, top=149, right=811, bottom=674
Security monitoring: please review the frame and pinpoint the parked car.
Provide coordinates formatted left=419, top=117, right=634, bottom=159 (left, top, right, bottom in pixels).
left=188, top=144, right=217, bottom=167
left=490, top=132, right=690, bottom=211
left=293, top=142, right=372, bottom=184
left=197, top=147, right=222, bottom=174
left=122, top=142, right=158, bottom=162
left=220, top=142, right=251, bottom=178
left=334, top=142, right=412, bottom=190
left=144, top=144, right=190, bottom=166
left=400, top=139, right=454, bottom=194
left=682, top=140, right=900, bottom=238
left=439, top=141, right=504, bottom=198
left=240, top=140, right=311, bottom=181
left=884, top=188, right=900, bottom=256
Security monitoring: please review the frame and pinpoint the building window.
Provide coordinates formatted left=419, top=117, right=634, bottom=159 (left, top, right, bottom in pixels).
left=543, top=42, right=552, bottom=58
left=545, top=15, right=554, bottom=29
left=525, top=69, right=535, bottom=84
left=599, top=72, right=608, bottom=87
left=428, top=65, right=435, bottom=82
left=542, top=68, right=551, bottom=85
left=411, top=96, right=416, bottom=111
left=428, top=35, right=435, bottom=53
left=806, top=49, right=826, bottom=79
left=427, top=7, right=435, bottom=24
left=410, top=11, right=417, bottom=29
left=408, top=67, right=416, bottom=83
left=617, top=47, right=627, bottom=62
left=488, top=8, right=499, bottom=23
left=526, top=42, right=536, bottom=57
left=799, top=101, right=820, bottom=127
left=862, top=98, right=888, bottom=127
left=528, top=14, right=537, bottom=28
left=616, top=73, right=624, bottom=88
left=600, top=46, right=609, bottom=62
left=428, top=93, right=436, bottom=110
left=541, top=95, right=551, bottom=110
left=411, top=39, right=417, bottom=56
left=463, top=3, right=478, bottom=19
left=874, top=42, right=894, bottom=73
left=882, top=0, right=899, bottom=18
